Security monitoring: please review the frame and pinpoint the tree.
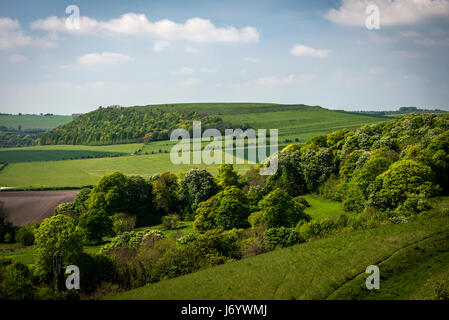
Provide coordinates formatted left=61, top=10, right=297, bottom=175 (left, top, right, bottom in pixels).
left=78, top=209, right=114, bottom=243
left=302, top=148, right=337, bottom=192
left=193, top=187, right=249, bottom=232
left=0, top=261, right=36, bottom=300
left=152, top=172, right=180, bottom=215
left=180, top=169, right=218, bottom=217
left=215, top=164, right=240, bottom=189
left=87, top=171, right=129, bottom=213
left=369, top=160, right=434, bottom=209
left=252, top=188, right=310, bottom=228
left=34, top=215, right=84, bottom=290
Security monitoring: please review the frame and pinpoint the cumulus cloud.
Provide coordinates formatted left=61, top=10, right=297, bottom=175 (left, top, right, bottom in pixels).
left=243, top=57, right=258, bottom=63
left=8, top=54, right=27, bottom=63
left=325, top=0, right=449, bottom=27
left=30, top=13, right=259, bottom=43
left=0, top=17, right=56, bottom=49
left=290, top=44, right=331, bottom=58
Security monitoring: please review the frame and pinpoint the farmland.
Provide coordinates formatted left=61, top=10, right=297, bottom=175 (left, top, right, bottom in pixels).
left=0, top=103, right=387, bottom=188
left=107, top=216, right=449, bottom=300
left=0, top=114, right=73, bottom=131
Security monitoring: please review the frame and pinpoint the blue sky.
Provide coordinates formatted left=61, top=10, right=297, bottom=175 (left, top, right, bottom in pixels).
left=1, top=0, right=449, bottom=114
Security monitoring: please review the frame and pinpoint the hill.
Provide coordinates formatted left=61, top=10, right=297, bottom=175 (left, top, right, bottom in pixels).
left=0, top=114, right=73, bottom=131
left=38, top=103, right=387, bottom=146
left=107, top=216, right=449, bottom=300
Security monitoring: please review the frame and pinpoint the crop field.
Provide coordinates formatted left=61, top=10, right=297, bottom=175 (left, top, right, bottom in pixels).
left=0, top=114, right=73, bottom=130
left=0, top=190, right=79, bottom=226
left=0, top=144, right=143, bottom=163
left=0, top=152, right=252, bottom=188
left=107, top=216, right=449, bottom=300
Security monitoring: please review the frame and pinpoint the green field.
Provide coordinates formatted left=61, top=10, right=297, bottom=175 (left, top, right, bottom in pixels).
left=302, top=195, right=345, bottom=220
left=0, top=103, right=388, bottom=188
left=0, top=144, right=143, bottom=163
left=0, top=114, right=73, bottom=131
left=107, top=216, right=449, bottom=300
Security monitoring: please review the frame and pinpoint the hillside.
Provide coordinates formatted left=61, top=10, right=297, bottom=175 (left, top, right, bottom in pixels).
left=38, top=103, right=387, bottom=146
left=107, top=216, right=449, bottom=300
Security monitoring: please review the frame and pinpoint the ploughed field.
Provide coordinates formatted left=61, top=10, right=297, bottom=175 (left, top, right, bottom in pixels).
left=0, top=190, right=79, bottom=226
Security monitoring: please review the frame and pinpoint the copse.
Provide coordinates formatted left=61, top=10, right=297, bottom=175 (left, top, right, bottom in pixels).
left=215, top=164, right=240, bottom=189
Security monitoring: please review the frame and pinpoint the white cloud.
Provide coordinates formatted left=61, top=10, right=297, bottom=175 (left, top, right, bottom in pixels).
left=290, top=44, right=331, bottom=58
left=0, top=17, right=56, bottom=49
left=199, top=67, right=218, bottom=73
left=185, top=45, right=198, bottom=53
left=8, top=54, right=27, bottom=63
left=180, top=77, right=203, bottom=86
left=31, top=13, right=259, bottom=43
left=325, top=0, right=449, bottom=27
left=152, top=40, right=170, bottom=52
left=240, top=69, right=248, bottom=76
left=77, top=52, right=132, bottom=66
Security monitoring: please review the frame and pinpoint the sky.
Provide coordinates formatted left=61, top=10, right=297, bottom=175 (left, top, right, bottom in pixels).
left=1, top=0, right=449, bottom=115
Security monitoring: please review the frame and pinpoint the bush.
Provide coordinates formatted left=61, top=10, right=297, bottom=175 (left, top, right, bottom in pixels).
left=152, top=244, right=205, bottom=281
left=0, top=261, right=37, bottom=300
left=14, top=226, right=35, bottom=246
left=100, top=229, right=164, bottom=253
left=4, top=232, right=13, bottom=243
left=264, top=227, right=303, bottom=249
left=162, top=214, right=183, bottom=230
left=112, top=213, right=136, bottom=234
left=298, top=217, right=338, bottom=241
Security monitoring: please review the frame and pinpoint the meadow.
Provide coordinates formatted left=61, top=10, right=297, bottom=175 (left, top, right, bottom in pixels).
left=107, top=216, right=449, bottom=300
left=0, top=114, right=73, bottom=131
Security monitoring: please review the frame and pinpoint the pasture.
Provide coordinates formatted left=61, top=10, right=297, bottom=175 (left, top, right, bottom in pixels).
left=107, top=216, right=449, bottom=300
left=0, top=114, right=73, bottom=131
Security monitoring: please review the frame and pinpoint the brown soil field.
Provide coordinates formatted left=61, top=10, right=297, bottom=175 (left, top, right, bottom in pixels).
left=0, top=190, right=79, bottom=226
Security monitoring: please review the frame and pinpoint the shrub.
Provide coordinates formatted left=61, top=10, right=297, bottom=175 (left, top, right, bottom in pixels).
left=0, top=261, right=37, bottom=300
left=152, top=244, right=205, bottom=281
left=100, top=229, right=164, bottom=253
left=238, top=237, right=267, bottom=258
left=162, top=214, right=183, bottom=230
left=298, top=217, right=338, bottom=241
left=264, top=227, right=303, bottom=249
left=14, top=226, right=35, bottom=246
left=112, top=213, right=136, bottom=234
left=4, top=232, right=13, bottom=243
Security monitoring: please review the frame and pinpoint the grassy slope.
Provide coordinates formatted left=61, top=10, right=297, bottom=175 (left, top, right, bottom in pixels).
left=107, top=217, right=449, bottom=300
left=0, top=114, right=73, bottom=130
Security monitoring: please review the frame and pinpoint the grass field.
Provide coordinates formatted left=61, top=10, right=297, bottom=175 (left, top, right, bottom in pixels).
left=0, top=152, right=252, bottom=188
left=302, top=195, right=344, bottom=220
left=0, top=114, right=73, bottom=131
left=107, top=216, right=449, bottom=300
left=0, top=144, right=143, bottom=163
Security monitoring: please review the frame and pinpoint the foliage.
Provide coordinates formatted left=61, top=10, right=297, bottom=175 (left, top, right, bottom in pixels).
left=34, top=215, right=84, bottom=286
left=14, top=225, right=36, bottom=246
left=215, top=164, right=240, bottom=189
left=161, top=214, right=183, bottom=230
left=79, top=209, right=114, bottom=243
left=100, top=229, right=165, bottom=253
left=193, top=186, right=249, bottom=231
left=253, top=188, right=311, bottom=228
left=263, top=227, right=304, bottom=249
left=38, top=105, right=236, bottom=145
left=0, top=261, right=37, bottom=299
left=180, top=169, right=218, bottom=217
left=112, top=213, right=137, bottom=234
left=152, top=172, right=180, bottom=216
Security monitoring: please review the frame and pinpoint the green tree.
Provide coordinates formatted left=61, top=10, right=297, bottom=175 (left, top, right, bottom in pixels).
left=180, top=169, right=218, bottom=217
left=152, top=172, right=180, bottom=215
left=78, top=209, right=114, bottom=243
left=34, top=215, right=84, bottom=290
left=87, top=171, right=129, bottom=213
left=215, top=164, right=240, bottom=189
left=252, top=188, right=310, bottom=228
left=193, top=187, right=249, bottom=232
